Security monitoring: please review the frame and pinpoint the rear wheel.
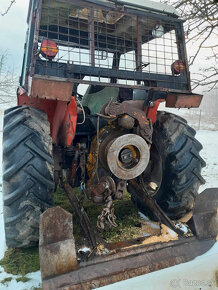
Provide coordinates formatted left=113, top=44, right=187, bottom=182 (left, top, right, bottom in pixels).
left=130, top=111, right=206, bottom=219
left=3, top=106, right=55, bottom=248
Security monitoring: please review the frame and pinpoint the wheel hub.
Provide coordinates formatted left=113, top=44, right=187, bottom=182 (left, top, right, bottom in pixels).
left=107, top=134, right=150, bottom=180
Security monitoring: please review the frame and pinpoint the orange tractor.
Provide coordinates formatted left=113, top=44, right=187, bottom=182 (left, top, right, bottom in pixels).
left=2, top=0, right=217, bottom=288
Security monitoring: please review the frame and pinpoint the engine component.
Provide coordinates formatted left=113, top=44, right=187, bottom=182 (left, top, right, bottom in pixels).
left=87, top=176, right=116, bottom=204
left=118, top=114, right=135, bottom=129
left=103, top=100, right=153, bottom=143
left=87, top=176, right=118, bottom=230
left=106, top=134, right=150, bottom=180
left=115, top=180, right=126, bottom=200
left=86, top=124, right=149, bottom=229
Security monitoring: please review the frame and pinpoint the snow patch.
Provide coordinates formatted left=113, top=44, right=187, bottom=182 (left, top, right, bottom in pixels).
left=138, top=211, right=150, bottom=221
left=175, top=223, right=189, bottom=234
left=166, top=228, right=177, bottom=238
left=0, top=268, right=41, bottom=290
left=78, top=247, right=91, bottom=254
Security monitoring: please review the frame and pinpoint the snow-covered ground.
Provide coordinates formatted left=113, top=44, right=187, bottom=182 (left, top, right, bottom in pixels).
left=0, top=110, right=217, bottom=289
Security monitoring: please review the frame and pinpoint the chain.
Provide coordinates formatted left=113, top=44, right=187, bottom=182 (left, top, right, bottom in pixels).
left=79, top=147, right=87, bottom=202
left=95, top=115, right=100, bottom=182
left=97, top=189, right=117, bottom=230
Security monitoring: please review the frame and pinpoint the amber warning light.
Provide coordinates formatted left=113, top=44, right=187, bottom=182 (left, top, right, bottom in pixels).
left=40, top=40, right=58, bottom=59
left=171, top=60, right=185, bottom=75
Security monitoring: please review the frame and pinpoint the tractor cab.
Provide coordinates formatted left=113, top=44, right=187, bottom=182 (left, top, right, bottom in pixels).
left=20, top=0, right=198, bottom=110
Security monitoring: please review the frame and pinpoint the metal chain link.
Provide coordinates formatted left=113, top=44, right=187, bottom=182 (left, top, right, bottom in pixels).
left=97, top=190, right=117, bottom=230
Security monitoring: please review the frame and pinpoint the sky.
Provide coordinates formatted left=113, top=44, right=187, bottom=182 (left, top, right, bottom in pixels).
left=0, top=0, right=28, bottom=74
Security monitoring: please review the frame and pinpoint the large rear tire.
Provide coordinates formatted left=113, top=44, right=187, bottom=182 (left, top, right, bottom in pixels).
left=3, top=106, right=55, bottom=248
left=130, top=111, right=206, bottom=219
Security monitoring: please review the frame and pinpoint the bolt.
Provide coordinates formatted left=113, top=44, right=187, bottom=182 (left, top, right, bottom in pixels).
left=149, top=101, right=155, bottom=108
left=149, top=182, right=158, bottom=191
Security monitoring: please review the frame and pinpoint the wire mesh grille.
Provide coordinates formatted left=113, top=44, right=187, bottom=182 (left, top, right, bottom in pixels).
left=34, top=0, right=188, bottom=91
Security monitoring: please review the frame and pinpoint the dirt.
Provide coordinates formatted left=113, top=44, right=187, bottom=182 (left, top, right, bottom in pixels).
left=121, top=224, right=178, bottom=250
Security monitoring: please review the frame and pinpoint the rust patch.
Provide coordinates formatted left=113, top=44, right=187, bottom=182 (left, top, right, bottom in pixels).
left=39, top=206, right=73, bottom=245
left=166, top=92, right=203, bottom=108
left=31, top=77, right=73, bottom=101
left=187, top=188, right=218, bottom=239
left=39, top=207, right=78, bottom=280
left=42, top=238, right=216, bottom=290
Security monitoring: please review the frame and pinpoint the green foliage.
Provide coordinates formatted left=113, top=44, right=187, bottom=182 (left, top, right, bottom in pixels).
left=100, top=193, right=142, bottom=242
left=0, top=187, right=142, bottom=276
left=16, top=276, right=31, bottom=283
left=54, top=187, right=141, bottom=242
left=0, top=277, right=12, bottom=285
left=0, top=248, right=39, bottom=276
left=54, top=186, right=74, bottom=213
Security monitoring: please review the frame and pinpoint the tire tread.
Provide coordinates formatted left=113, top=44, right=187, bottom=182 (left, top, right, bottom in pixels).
left=3, top=106, right=54, bottom=248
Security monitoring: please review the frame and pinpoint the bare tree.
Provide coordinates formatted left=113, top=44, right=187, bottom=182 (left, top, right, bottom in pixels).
left=0, top=52, right=17, bottom=106
left=1, top=0, right=16, bottom=16
left=161, top=0, right=218, bottom=90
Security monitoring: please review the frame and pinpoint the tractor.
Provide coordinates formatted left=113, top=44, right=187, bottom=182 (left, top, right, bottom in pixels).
left=4, top=1, right=218, bottom=288
left=2, top=0, right=207, bottom=249
left=3, top=0, right=205, bottom=247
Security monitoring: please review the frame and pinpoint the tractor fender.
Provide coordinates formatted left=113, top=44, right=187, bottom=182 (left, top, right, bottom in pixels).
left=17, top=91, right=77, bottom=146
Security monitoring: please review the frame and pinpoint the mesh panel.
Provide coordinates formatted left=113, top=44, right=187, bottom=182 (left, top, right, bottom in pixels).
left=33, top=0, right=188, bottom=91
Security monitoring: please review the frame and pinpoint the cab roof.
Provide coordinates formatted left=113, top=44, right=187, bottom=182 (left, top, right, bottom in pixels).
left=91, top=0, right=179, bottom=17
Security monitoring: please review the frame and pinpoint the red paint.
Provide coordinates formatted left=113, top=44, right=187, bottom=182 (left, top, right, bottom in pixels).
left=146, top=99, right=165, bottom=123
left=60, top=97, right=77, bottom=147
left=17, top=93, right=77, bottom=146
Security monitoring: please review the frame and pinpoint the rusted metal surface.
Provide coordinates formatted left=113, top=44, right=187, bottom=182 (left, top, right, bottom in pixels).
left=89, top=8, right=95, bottom=67
left=39, top=206, right=78, bottom=280
left=118, top=114, right=135, bottom=129
left=31, top=77, right=73, bottom=101
left=107, top=134, right=150, bottom=180
left=177, top=21, right=192, bottom=92
left=31, top=74, right=193, bottom=94
left=129, top=180, right=185, bottom=237
left=87, top=175, right=125, bottom=229
left=97, top=200, right=117, bottom=230
left=115, top=180, right=126, bottom=200
left=166, top=92, right=203, bottom=108
left=63, top=183, right=100, bottom=248
left=86, top=125, right=150, bottom=230
left=88, top=176, right=116, bottom=204
left=104, top=100, right=153, bottom=143
left=136, top=17, right=142, bottom=72
left=95, top=177, right=118, bottom=230
left=40, top=188, right=218, bottom=289
left=188, top=188, right=218, bottom=239
left=42, top=237, right=216, bottom=290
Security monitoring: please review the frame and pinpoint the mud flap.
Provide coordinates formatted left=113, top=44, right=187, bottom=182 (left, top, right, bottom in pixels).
left=39, top=188, right=218, bottom=290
